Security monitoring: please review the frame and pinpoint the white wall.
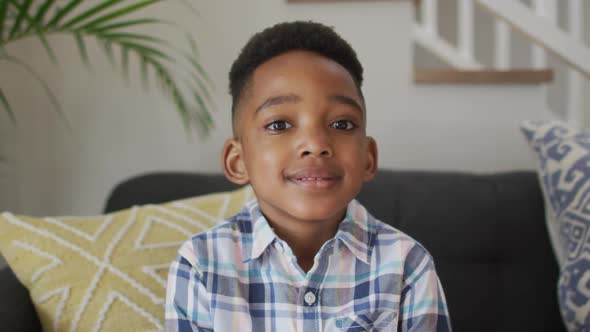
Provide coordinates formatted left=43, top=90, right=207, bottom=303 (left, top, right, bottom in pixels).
left=585, top=0, right=590, bottom=128
left=0, top=0, right=543, bottom=217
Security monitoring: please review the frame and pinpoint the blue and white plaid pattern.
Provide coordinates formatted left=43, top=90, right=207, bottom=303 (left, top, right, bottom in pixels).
left=165, top=199, right=452, bottom=331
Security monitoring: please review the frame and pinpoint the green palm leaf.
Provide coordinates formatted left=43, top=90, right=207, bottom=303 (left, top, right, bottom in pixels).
left=60, top=0, right=126, bottom=29
left=83, top=18, right=164, bottom=34
left=140, top=55, right=149, bottom=87
left=0, top=0, right=213, bottom=135
left=0, top=87, right=15, bottom=124
left=0, top=53, right=70, bottom=129
left=7, top=0, right=59, bottom=63
left=120, top=46, right=129, bottom=79
left=73, top=31, right=88, bottom=65
left=66, top=0, right=160, bottom=30
left=99, top=39, right=115, bottom=66
left=0, top=0, right=213, bottom=134
left=116, top=40, right=170, bottom=60
left=25, top=0, right=54, bottom=33
left=99, top=32, right=168, bottom=46
left=8, top=0, right=31, bottom=38
left=47, top=0, right=82, bottom=27
left=0, top=1, right=7, bottom=39
left=36, top=29, right=57, bottom=63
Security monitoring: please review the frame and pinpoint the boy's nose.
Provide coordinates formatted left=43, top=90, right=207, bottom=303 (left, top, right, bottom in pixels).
left=298, top=129, right=333, bottom=158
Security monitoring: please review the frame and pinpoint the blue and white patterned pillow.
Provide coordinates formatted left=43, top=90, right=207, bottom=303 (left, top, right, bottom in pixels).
left=521, top=120, right=590, bottom=331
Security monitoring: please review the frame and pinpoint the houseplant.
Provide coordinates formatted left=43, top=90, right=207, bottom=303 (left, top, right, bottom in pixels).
left=0, top=0, right=213, bottom=134
left=0, top=0, right=215, bottom=215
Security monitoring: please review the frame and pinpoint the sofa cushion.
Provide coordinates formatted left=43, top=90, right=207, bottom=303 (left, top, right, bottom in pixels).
left=106, top=169, right=564, bottom=332
left=361, top=170, right=562, bottom=332
left=521, top=120, right=590, bottom=331
left=0, top=186, right=252, bottom=332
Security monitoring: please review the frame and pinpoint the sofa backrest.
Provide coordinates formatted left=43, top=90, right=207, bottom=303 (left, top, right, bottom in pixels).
left=104, top=169, right=564, bottom=332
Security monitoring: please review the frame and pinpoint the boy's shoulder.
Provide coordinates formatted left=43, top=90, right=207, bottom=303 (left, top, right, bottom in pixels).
left=176, top=205, right=254, bottom=268
left=195, top=206, right=254, bottom=239
left=324, top=199, right=436, bottom=270
left=349, top=200, right=422, bottom=242
left=370, top=216, right=423, bottom=246
left=358, top=203, right=434, bottom=265
left=372, top=218, right=433, bottom=257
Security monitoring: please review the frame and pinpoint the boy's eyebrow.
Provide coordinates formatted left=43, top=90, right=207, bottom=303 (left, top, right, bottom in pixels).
left=255, top=94, right=364, bottom=113
left=256, top=94, right=301, bottom=113
left=329, top=95, right=364, bottom=113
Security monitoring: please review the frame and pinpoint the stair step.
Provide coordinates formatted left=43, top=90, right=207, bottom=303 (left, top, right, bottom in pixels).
left=415, top=69, right=553, bottom=84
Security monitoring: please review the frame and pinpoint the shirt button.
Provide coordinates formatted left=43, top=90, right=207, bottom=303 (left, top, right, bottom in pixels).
left=304, top=291, right=316, bottom=305
left=274, top=242, right=283, bottom=252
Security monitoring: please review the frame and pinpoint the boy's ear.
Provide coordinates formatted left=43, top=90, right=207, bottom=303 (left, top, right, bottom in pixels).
left=221, top=138, right=249, bottom=185
left=363, top=137, right=378, bottom=182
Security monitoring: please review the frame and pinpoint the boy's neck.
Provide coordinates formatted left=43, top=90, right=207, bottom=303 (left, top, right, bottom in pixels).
left=259, top=207, right=346, bottom=273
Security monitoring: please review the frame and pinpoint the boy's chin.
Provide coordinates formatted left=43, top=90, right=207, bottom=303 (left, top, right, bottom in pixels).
left=283, top=201, right=349, bottom=223
left=257, top=193, right=353, bottom=224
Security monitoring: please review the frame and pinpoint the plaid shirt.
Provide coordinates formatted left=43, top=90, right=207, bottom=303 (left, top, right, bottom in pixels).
left=166, top=199, right=452, bottom=331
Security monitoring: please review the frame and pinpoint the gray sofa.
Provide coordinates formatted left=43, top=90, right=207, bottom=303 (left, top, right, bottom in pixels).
left=0, top=169, right=565, bottom=331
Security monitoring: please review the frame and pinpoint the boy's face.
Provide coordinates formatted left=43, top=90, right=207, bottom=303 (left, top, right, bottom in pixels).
left=223, top=50, right=377, bottom=226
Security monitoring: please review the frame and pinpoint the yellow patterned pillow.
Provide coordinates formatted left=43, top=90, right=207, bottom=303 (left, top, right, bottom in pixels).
left=0, top=186, right=253, bottom=332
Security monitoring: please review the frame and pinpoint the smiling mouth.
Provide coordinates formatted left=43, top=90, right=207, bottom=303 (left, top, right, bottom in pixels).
left=286, top=170, right=342, bottom=190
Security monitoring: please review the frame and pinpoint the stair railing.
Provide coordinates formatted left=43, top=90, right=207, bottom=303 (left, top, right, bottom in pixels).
left=413, top=0, right=589, bottom=125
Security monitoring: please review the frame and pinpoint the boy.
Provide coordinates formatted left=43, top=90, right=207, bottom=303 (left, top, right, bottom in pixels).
left=166, top=21, right=452, bottom=331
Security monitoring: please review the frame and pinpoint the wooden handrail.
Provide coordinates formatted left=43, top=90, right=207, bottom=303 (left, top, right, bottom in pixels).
left=477, top=0, right=590, bottom=78
left=415, top=69, right=554, bottom=84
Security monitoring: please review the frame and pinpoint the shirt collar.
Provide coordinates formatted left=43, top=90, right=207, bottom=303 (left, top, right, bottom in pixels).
left=335, top=199, right=377, bottom=265
left=242, top=198, right=378, bottom=264
left=242, top=199, right=277, bottom=263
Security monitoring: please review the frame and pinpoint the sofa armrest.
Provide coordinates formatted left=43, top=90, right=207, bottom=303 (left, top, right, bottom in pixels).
left=0, top=266, right=42, bottom=332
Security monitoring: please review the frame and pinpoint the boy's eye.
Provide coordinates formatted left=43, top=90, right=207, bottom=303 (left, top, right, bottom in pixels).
left=265, top=120, right=292, bottom=131
left=331, top=120, right=356, bottom=130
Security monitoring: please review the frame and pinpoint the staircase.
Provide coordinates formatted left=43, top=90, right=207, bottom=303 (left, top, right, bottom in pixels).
left=412, top=0, right=589, bottom=125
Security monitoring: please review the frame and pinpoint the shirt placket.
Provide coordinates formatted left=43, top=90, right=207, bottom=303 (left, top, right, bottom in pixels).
left=279, top=239, right=333, bottom=332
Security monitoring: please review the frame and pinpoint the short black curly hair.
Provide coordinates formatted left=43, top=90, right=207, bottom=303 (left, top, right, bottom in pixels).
left=229, top=21, right=364, bottom=115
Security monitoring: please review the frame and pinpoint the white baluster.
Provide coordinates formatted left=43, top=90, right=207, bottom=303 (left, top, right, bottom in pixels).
left=530, top=0, right=557, bottom=120
left=531, top=0, right=557, bottom=68
left=422, top=0, right=438, bottom=35
left=458, top=0, right=474, bottom=60
left=494, top=20, right=510, bottom=70
left=567, top=0, right=583, bottom=125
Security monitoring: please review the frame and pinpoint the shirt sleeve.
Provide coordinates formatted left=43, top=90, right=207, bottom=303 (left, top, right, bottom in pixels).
left=398, top=245, right=453, bottom=332
left=165, top=251, right=213, bottom=332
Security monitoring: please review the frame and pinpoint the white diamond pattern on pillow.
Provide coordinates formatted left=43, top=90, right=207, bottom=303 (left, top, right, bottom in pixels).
left=0, top=186, right=253, bottom=332
left=521, top=120, right=590, bottom=332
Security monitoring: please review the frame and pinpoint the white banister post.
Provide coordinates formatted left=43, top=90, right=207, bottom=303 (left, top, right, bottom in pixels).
left=531, top=0, right=557, bottom=68
left=422, top=0, right=438, bottom=35
left=458, top=0, right=474, bottom=60
left=478, top=0, right=590, bottom=77
left=494, top=20, right=510, bottom=70
left=567, top=0, right=583, bottom=125
left=530, top=0, right=557, bottom=120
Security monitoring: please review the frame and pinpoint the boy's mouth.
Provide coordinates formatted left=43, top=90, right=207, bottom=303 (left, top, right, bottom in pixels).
left=286, top=169, right=342, bottom=190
